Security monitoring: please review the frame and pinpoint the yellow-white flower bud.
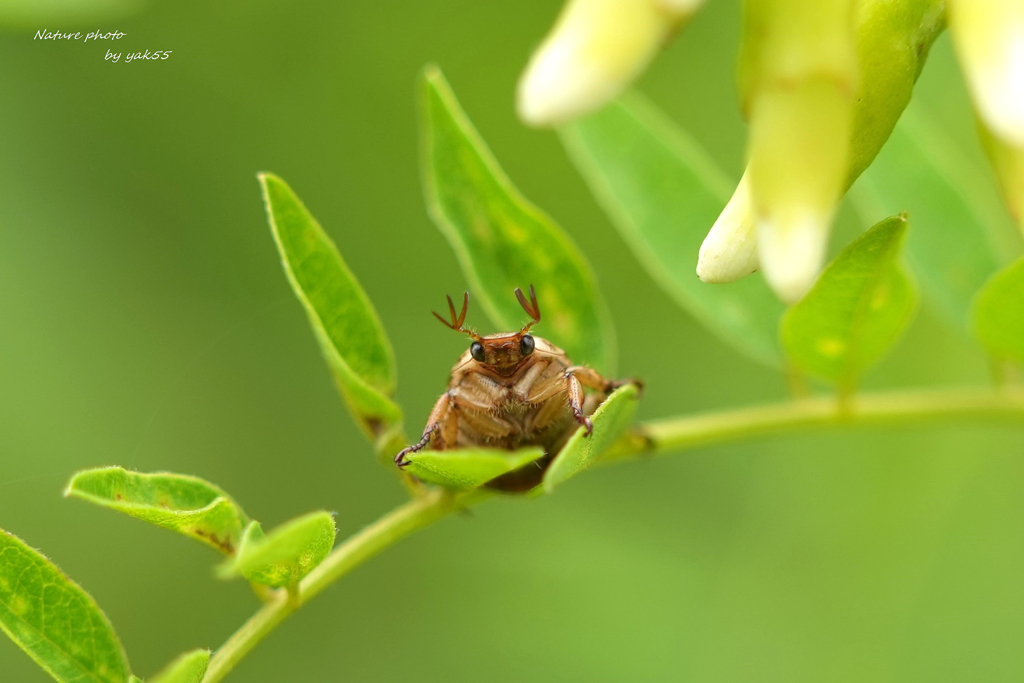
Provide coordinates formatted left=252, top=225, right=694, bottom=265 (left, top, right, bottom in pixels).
left=750, top=81, right=853, bottom=303
left=697, top=171, right=759, bottom=283
left=517, top=0, right=704, bottom=127
left=737, top=0, right=858, bottom=303
left=948, top=0, right=1024, bottom=147
left=699, top=0, right=943, bottom=296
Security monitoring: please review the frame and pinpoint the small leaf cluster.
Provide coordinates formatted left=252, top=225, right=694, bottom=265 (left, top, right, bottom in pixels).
left=1, top=467, right=337, bottom=681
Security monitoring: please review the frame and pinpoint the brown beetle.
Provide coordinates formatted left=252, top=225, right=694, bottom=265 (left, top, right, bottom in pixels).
left=395, top=286, right=636, bottom=490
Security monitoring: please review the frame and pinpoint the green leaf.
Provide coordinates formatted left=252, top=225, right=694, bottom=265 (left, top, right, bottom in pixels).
left=0, top=527, right=131, bottom=683
left=543, top=383, right=641, bottom=493
left=403, top=447, right=546, bottom=490
left=781, top=214, right=917, bottom=387
left=972, top=256, right=1024, bottom=365
left=260, top=172, right=402, bottom=439
left=419, top=65, right=615, bottom=372
left=65, top=467, right=249, bottom=555
left=854, top=103, right=1010, bottom=331
left=560, top=93, right=785, bottom=368
left=149, top=649, right=210, bottom=683
left=219, top=512, right=336, bottom=588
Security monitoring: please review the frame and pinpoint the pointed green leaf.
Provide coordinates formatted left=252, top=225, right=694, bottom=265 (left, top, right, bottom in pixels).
left=260, top=172, right=402, bottom=439
left=0, top=527, right=130, bottom=683
left=972, top=256, right=1024, bottom=365
left=219, top=512, right=336, bottom=588
left=149, top=649, right=210, bottom=683
left=65, top=467, right=249, bottom=555
left=781, top=214, right=917, bottom=387
left=403, top=447, right=546, bottom=490
left=419, top=65, right=615, bottom=372
left=854, top=104, right=1010, bottom=331
left=560, top=93, right=785, bottom=368
left=543, top=383, right=641, bottom=493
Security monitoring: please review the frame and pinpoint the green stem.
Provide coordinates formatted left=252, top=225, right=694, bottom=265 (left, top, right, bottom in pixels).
left=618, top=386, right=1024, bottom=460
left=202, top=386, right=1024, bottom=682
left=591, top=388, right=1024, bottom=466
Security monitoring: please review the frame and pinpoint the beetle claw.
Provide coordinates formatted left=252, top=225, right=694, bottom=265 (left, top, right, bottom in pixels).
left=583, top=417, right=594, bottom=437
left=395, top=425, right=439, bottom=469
left=394, top=445, right=418, bottom=468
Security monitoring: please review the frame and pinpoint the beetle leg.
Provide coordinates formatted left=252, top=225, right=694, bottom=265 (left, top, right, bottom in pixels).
left=564, top=372, right=592, bottom=435
left=449, top=382, right=501, bottom=412
left=524, top=367, right=611, bottom=436
left=458, top=408, right=517, bottom=441
left=395, top=391, right=455, bottom=468
left=394, top=429, right=433, bottom=468
left=436, top=395, right=460, bottom=449
left=511, top=359, right=550, bottom=400
left=564, top=365, right=615, bottom=393
left=524, top=368, right=569, bottom=404
left=561, top=366, right=636, bottom=436
left=569, top=365, right=644, bottom=396
left=526, top=391, right=571, bottom=434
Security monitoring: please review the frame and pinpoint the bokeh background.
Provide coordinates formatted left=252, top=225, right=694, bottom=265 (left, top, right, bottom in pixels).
left=3, top=1, right=1024, bottom=681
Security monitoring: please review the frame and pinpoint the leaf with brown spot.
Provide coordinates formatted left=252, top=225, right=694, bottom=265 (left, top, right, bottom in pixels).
left=65, top=467, right=249, bottom=555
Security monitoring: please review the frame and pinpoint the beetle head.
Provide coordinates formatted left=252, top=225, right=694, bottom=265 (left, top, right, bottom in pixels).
left=433, top=286, right=542, bottom=374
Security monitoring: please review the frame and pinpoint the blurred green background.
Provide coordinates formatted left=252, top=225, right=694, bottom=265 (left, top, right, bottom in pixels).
left=3, top=1, right=1024, bottom=681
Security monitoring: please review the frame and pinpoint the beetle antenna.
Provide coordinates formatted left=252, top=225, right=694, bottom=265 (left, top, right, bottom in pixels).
left=515, top=284, right=541, bottom=331
left=432, top=292, right=480, bottom=339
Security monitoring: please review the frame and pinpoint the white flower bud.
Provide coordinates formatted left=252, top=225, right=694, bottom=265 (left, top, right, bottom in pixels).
left=757, top=213, right=831, bottom=304
left=517, top=0, right=704, bottom=127
left=736, top=0, right=856, bottom=303
left=949, top=0, right=1024, bottom=147
left=697, top=172, right=759, bottom=283
left=748, top=81, right=851, bottom=303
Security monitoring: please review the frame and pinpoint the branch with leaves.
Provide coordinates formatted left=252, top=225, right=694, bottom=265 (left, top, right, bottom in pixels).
left=4, top=13, right=1024, bottom=681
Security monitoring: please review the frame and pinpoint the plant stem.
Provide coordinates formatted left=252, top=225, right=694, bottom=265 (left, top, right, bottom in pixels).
left=202, top=386, right=1024, bottom=682
left=602, top=386, right=1024, bottom=463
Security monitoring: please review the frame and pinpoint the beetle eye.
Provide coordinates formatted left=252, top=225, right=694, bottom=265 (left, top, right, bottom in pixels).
left=470, top=341, right=486, bottom=363
left=520, top=334, right=535, bottom=356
